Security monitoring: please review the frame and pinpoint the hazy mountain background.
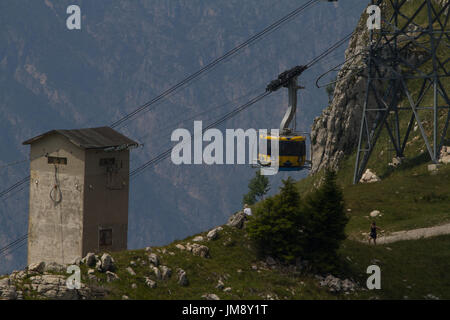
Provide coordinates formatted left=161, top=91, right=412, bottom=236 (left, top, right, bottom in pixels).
left=0, top=0, right=368, bottom=273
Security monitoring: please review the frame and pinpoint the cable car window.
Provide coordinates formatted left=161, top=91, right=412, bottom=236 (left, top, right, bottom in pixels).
left=280, top=141, right=306, bottom=156
left=99, top=228, right=112, bottom=246
left=48, top=156, right=67, bottom=165
left=99, top=158, right=115, bottom=166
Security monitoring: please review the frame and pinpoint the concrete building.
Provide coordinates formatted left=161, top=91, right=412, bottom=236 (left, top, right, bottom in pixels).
left=23, top=127, right=138, bottom=265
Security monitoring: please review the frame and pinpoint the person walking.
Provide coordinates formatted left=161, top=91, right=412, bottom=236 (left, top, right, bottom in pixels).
left=369, top=221, right=382, bottom=245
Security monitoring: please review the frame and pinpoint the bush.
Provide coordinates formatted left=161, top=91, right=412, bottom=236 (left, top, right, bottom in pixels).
left=246, top=177, right=306, bottom=263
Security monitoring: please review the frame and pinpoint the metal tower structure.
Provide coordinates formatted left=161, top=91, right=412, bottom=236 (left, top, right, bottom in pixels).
left=354, top=0, right=450, bottom=184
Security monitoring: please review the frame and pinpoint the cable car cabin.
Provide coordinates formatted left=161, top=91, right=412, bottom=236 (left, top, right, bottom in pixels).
left=258, top=133, right=307, bottom=171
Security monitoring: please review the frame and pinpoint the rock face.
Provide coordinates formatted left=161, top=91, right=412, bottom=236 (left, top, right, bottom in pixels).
left=310, top=2, right=447, bottom=174
left=27, top=274, right=91, bottom=299
left=310, top=16, right=371, bottom=173
left=0, top=278, right=18, bottom=300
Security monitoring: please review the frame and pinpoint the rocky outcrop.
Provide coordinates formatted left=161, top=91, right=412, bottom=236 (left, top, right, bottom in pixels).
left=310, top=14, right=370, bottom=173
left=310, top=1, right=447, bottom=173
left=227, top=211, right=247, bottom=229
left=318, top=274, right=358, bottom=293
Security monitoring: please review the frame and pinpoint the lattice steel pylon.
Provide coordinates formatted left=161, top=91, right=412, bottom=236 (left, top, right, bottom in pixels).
left=353, top=0, right=450, bottom=184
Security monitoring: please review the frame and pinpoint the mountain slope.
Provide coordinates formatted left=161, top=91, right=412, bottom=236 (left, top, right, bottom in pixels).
left=0, top=0, right=368, bottom=273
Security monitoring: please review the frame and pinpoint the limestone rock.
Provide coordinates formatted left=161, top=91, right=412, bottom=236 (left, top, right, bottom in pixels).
left=370, top=210, right=381, bottom=217
left=440, top=155, right=450, bottom=165
left=193, top=236, right=204, bottom=242
left=207, top=228, right=220, bottom=241
left=202, top=293, right=220, bottom=300
left=227, top=211, right=246, bottom=229
left=28, top=262, right=46, bottom=273
left=319, top=274, right=357, bottom=293
left=106, top=271, right=119, bottom=282
left=160, top=266, right=172, bottom=280
left=70, top=257, right=81, bottom=266
left=175, top=244, right=185, bottom=251
left=83, top=253, right=97, bottom=267
left=148, top=253, right=159, bottom=267
left=192, top=244, right=209, bottom=258
left=100, top=253, right=115, bottom=272
left=153, top=267, right=162, bottom=280
left=27, top=274, right=91, bottom=299
left=44, top=262, right=66, bottom=273
left=360, top=169, right=381, bottom=183
left=145, top=277, right=157, bottom=288
left=126, top=267, right=136, bottom=276
left=216, top=280, right=224, bottom=290
left=177, top=269, right=189, bottom=286
left=428, top=164, right=441, bottom=172
left=0, top=278, right=17, bottom=300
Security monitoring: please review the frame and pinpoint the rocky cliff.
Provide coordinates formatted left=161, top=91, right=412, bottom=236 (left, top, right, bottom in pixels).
left=310, top=0, right=448, bottom=173
left=310, top=13, right=369, bottom=173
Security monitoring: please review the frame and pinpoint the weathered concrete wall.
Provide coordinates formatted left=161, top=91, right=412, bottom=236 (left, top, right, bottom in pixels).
left=82, top=149, right=130, bottom=255
left=28, top=134, right=85, bottom=265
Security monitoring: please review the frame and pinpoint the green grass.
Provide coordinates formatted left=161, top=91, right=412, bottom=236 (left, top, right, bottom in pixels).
left=84, top=226, right=337, bottom=300
left=74, top=225, right=450, bottom=300
left=339, top=235, right=450, bottom=300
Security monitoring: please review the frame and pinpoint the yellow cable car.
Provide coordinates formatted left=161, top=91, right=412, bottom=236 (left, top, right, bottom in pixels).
left=256, top=65, right=311, bottom=171
left=258, top=134, right=307, bottom=171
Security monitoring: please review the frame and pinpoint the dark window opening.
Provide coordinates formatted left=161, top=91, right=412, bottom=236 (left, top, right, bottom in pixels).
left=48, top=156, right=67, bottom=165
left=259, top=139, right=306, bottom=157
left=100, top=158, right=115, bottom=166
left=99, top=229, right=112, bottom=246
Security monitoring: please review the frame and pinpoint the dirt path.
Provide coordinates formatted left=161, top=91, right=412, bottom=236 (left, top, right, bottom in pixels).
left=370, top=223, right=450, bottom=244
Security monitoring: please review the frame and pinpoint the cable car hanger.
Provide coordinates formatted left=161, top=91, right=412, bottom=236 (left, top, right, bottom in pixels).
left=257, top=65, right=312, bottom=171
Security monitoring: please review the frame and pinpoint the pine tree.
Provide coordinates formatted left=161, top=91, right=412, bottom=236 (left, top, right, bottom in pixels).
left=247, top=177, right=306, bottom=262
left=242, top=170, right=270, bottom=205
left=303, top=170, right=348, bottom=271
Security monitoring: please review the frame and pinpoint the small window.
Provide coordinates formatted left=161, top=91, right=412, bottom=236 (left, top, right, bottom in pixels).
left=99, top=229, right=113, bottom=246
left=48, top=156, right=67, bottom=165
left=99, top=158, right=115, bottom=166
